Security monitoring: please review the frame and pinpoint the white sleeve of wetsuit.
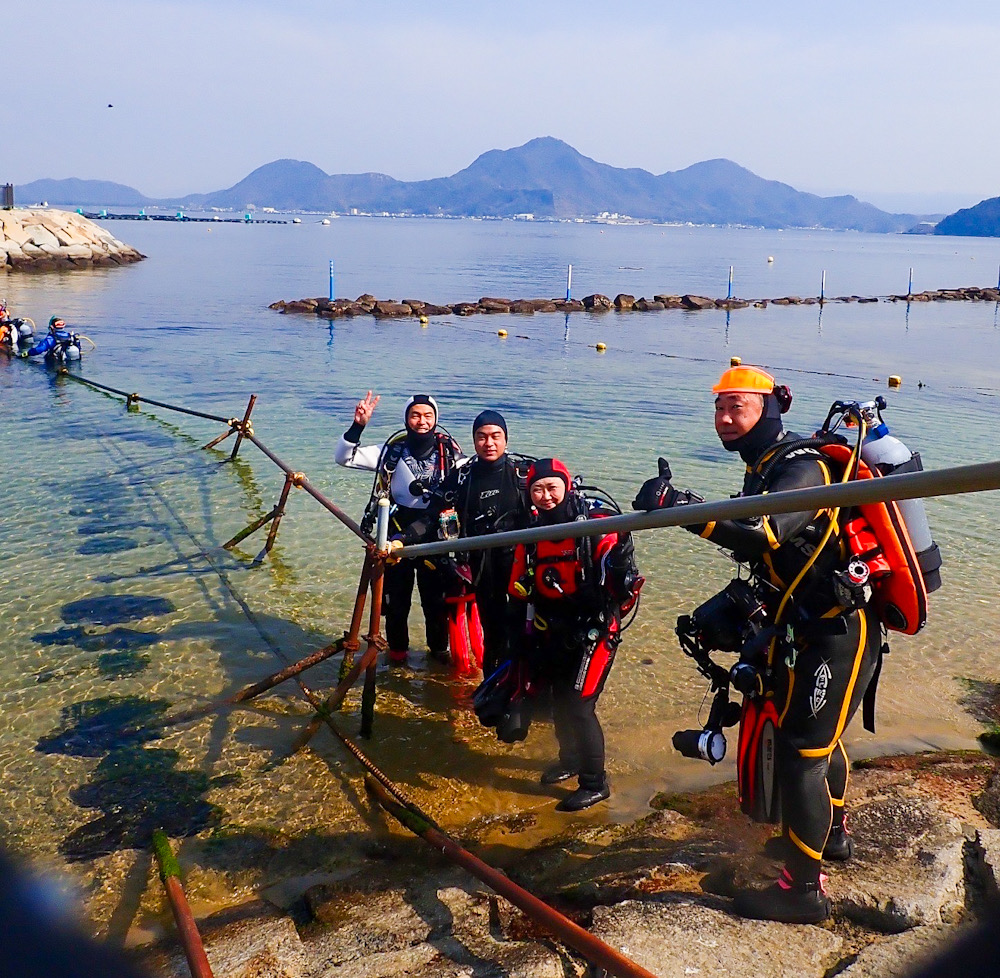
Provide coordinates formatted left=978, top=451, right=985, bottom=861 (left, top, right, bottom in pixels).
left=334, top=435, right=381, bottom=470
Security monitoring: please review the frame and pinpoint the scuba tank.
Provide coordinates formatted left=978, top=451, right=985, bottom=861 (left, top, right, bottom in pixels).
left=857, top=398, right=942, bottom=592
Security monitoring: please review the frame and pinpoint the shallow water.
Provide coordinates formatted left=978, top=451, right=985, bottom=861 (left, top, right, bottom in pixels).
left=2, top=217, right=1000, bottom=932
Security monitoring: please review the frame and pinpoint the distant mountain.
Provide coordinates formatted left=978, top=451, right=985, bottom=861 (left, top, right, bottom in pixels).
left=16, top=138, right=924, bottom=231
left=15, top=177, right=154, bottom=207
left=934, top=196, right=1000, bottom=237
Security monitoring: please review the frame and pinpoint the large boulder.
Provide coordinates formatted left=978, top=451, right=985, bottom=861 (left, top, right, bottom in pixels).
left=583, top=293, right=613, bottom=311
left=681, top=294, right=716, bottom=310
left=372, top=301, right=413, bottom=318
left=614, top=293, right=636, bottom=310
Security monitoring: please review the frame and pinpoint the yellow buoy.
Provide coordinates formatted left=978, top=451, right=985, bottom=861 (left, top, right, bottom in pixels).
left=888, top=375, right=902, bottom=389
left=595, top=342, right=607, bottom=352
left=497, top=329, right=508, bottom=338
left=730, top=356, right=742, bottom=367
left=419, top=315, right=429, bottom=326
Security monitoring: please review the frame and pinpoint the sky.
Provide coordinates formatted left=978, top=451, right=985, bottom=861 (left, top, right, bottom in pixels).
left=5, top=1, right=999, bottom=212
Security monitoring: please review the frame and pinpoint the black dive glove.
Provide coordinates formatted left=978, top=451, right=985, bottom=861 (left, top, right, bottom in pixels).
left=632, top=457, right=705, bottom=511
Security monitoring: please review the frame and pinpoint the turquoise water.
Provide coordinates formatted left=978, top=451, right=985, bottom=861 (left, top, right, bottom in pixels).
left=2, top=218, right=1000, bottom=930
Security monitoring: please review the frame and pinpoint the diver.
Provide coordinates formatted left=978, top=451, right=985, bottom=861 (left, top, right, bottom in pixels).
left=506, top=458, right=642, bottom=812
left=392, top=410, right=528, bottom=677
left=24, top=316, right=82, bottom=362
left=335, top=391, right=463, bottom=665
left=0, top=300, right=34, bottom=351
left=633, top=365, right=880, bottom=924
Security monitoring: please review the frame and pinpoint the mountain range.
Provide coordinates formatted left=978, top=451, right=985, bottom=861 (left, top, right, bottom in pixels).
left=16, top=137, right=936, bottom=232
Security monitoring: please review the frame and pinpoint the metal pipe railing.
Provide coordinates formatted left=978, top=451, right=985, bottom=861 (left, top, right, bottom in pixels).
left=399, top=460, right=1000, bottom=558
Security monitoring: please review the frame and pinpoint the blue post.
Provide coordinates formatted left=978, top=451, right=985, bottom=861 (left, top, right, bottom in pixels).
left=908, top=267, right=913, bottom=296
left=727, top=265, right=733, bottom=299
left=566, top=264, right=572, bottom=301
left=329, top=260, right=335, bottom=301
left=996, top=263, right=999, bottom=290
left=821, top=269, right=826, bottom=302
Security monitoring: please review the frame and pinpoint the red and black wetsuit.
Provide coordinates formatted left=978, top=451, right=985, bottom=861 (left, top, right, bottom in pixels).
left=508, top=496, right=630, bottom=792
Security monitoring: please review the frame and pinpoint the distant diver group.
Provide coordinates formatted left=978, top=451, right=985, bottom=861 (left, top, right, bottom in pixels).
left=1, top=301, right=90, bottom=362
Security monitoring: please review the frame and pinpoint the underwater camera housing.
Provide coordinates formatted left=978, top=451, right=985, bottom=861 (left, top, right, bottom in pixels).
left=672, top=684, right=741, bottom=764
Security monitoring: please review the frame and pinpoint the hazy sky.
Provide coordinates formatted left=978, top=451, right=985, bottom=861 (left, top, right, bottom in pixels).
left=6, top=1, right=998, bottom=211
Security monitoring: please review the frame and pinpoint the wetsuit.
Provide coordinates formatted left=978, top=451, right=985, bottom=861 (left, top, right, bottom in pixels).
left=335, top=420, right=463, bottom=655
left=402, top=453, right=526, bottom=675
left=508, top=498, right=631, bottom=793
left=686, top=431, right=880, bottom=886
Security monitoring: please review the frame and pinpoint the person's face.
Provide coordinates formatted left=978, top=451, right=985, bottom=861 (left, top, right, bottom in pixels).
left=474, top=425, right=507, bottom=461
left=406, top=404, right=436, bottom=433
left=715, top=392, right=764, bottom=443
left=530, top=477, right=566, bottom=511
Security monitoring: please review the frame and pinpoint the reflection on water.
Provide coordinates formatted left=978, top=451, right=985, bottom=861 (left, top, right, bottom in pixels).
left=2, top=220, right=1000, bottom=929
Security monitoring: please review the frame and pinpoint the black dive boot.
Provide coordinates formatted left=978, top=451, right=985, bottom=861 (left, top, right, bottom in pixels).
left=540, top=762, right=579, bottom=785
left=555, top=776, right=610, bottom=812
left=823, top=825, right=854, bottom=861
left=733, top=868, right=831, bottom=924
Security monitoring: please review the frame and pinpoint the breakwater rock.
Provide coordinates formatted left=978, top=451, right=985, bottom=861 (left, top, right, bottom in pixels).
left=142, top=751, right=1000, bottom=978
left=270, top=285, right=1000, bottom=321
left=1, top=208, right=144, bottom=272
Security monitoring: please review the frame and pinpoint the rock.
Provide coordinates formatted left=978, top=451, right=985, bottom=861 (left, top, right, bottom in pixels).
left=974, top=828, right=1000, bottom=899
left=555, top=298, right=584, bottom=312
left=478, top=298, right=511, bottom=313
left=654, top=294, right=686, bottom=308
left=452, top=302, right=479, bottom=316
left=281, top=300, right=317, bottom=314
left=590, top=898, right=843, bottom=978
left=421, top=303, right=452, bottom=316
left=858, top=296, right=880, bottom=303
left=681, top=295, right=716, bottom=310
left=582, top=293, right=612, bottom=310
left=754, top=300, right=768, bottom=308
left=402, top=299, right=426, bottom=311
left=834, top=796, right=966, bottom=931
left=716, top=299, right=750, bottom=310
left=614, top=294, right=636, bottom=310
left=341, top=304, right=368, bottom=317
left=0, top=208, right=143, bottom=271
left=317, top=307, right=345, bottom=319
left=143, top=905, right=310, bottom=978
left=771, top=296, right=802, bottom=305
left=508, top=300, right=535, bottom=314
left=634, top=298, right=665, bottom=311
left=527, top=299, right=558, bottom=312
left=973, top=768, right=1000, bottom=825
left=837, top=925, right=963, bottom=978
left=372, top=301, right=413, bottom=318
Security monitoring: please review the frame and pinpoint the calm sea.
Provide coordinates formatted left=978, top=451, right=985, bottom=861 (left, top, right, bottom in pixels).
left=2, top=216, right=1000, bottom=931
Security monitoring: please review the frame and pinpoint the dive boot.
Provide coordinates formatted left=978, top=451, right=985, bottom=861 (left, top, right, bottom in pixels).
left=387, top=649, right=408, bottom=666
left=823, top=825, right=854, bottom=862
left=555, top=780, right=610, bottom=813
left=733, top=869, right=831, bottom=924
left=540, top=762, right=579, bottom=785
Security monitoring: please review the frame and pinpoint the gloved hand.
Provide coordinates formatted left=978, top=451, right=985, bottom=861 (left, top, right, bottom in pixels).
left=632, top=457, right=704, bottom=511
left=385, top=538, right=404, bottom=565
left=17, top=350, right=28, bottom=359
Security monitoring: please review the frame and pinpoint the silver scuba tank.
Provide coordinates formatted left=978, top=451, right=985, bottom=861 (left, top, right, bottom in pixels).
left=858, top=398, right=942, bottom=592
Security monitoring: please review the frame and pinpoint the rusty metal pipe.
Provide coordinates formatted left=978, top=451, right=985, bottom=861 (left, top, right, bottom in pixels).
left=365, top=778, right=657, bottom=978
left=221, top=504, right=279, bottom=551
left=258, top=472, right=295, bottom=559
left=152, top=830, right=215, bottom=978
left=230, top=394, right=256, bottom=460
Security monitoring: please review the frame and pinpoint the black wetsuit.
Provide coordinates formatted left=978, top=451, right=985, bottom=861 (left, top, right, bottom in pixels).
left=687, top=431, right=881, bottom=884
left=403, top=454, right=525, bottom=674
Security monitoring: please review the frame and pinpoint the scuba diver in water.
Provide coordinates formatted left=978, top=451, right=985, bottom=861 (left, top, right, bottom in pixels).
left=633, top=365, right=884, bottom=923
left=335, top=391, right=463, bottom=665
left=24, top=316, right=82, bottom=362
left=503, top=458, right=642, bottom=812
left=0, top=300, right=35, bottom=352
left=393, top=410, right=529, bottom=677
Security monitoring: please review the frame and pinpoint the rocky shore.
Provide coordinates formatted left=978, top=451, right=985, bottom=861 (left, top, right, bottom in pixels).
left=1, top=208, right=144, bottom=272
left=139, top=750, right=1000, bottom=978
left=270, top=285, right=1000, bottom=321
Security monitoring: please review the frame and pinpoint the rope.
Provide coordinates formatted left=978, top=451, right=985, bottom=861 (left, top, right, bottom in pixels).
left=66, top=372, right=231, bottom=423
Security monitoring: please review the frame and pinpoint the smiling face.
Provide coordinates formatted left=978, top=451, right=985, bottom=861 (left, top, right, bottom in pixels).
left=474, top=424, right=507, bottom=462
left=714, top=392, right=764, bottom=443
left=529, top=477, right=566, bottom=511
left=405, top=404, right=436, bottom=434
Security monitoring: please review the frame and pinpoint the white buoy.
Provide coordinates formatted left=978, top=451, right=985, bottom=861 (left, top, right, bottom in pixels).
left=321, top=218, right=331, bottom=226
left=767, top=256, right=775, bottom=264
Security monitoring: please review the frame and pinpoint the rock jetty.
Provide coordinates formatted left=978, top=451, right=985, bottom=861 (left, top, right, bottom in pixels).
left=1, top=208, right=144, bottom=272
left=140, top=751, right=1000, bottom=978
left=270, top=285, right=1000, bottom=321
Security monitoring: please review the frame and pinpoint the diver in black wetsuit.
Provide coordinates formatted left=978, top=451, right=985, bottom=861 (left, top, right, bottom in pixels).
left=395, top=410, right=527, bottom=676
left=634, top=365, right=880, bottom=924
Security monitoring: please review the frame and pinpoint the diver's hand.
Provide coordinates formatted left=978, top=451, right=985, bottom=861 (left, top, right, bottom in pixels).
left=385, top=538, right=404, bottom=565
left=17, top=350, right=28, bottom=359
left=632, top=457, right=676, bottom=510
left=354, top=390, right=380, bottom=426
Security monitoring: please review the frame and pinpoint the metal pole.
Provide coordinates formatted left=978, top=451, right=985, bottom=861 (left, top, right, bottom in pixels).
left=230, top=394, right=257, bottom=460
left=366, top=778, right=658, bottom=978
left=727, top=265, right=733, bottom=300
left=361, top=500, right=391, bottom=738
left=566, top=263, right=572, bottom=301
left=399, top=459, right=1000, bottom=560
left=908, top=267, right=914, bottom=296
left=821, top=270, right=826, bottom=303
left=221, top=504, right=280, bottom=551
left=329, top=260, right=335, bottom=301
left=152, top=831, right=215, bottom=978
left=258, top=472, right=295, bottom=560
